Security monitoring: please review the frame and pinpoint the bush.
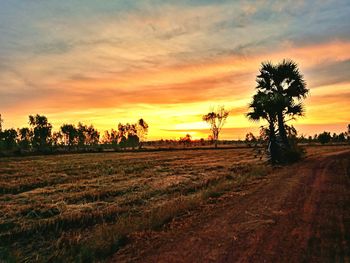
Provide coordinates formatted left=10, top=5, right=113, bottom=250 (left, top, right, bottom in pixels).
left=280, top=141, right=305, bottom=164
left=283, top=147, right=304, bottom=163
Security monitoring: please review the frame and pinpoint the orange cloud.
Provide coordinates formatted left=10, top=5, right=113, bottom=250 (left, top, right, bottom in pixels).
left=3, top=40, right=350, bottom=139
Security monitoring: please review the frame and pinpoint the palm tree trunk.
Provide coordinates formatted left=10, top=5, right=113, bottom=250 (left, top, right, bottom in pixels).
left=268, top=121, right=279, bottom=164
left=277, top=112, right=290, bottom=149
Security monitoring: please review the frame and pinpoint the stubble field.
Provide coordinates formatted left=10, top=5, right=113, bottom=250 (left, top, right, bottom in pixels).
left=0, top=145, right=347, bottom=262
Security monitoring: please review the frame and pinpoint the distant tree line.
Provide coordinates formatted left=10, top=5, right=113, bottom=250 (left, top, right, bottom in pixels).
left=298, top=128, right=350, bottom=145
left=245, top=126, right=350, bottom=148
left=147, top=136, right=235, bottom=148
left=102, top=119, right=149, bottom=150
left=0, top=111, right=236, bottom=157
left=0, top=114, right=149, bottom=156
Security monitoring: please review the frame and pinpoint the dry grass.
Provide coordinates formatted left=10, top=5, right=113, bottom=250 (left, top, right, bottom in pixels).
left=0, top=146, right=347, bottom=262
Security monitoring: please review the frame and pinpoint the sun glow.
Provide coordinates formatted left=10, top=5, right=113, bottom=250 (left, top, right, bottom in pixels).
left=1, top=2, right=349, bottom=139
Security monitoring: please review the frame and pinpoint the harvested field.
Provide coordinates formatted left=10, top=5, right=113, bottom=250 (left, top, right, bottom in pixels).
left=0, top=145, right=349, bottom=262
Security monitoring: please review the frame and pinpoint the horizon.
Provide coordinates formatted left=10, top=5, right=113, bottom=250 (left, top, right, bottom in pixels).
left=1, top=1, right=349, bottom=140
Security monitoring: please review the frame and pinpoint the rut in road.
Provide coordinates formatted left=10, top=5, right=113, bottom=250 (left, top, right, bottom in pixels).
left=112, top=150, right=350, bottom=263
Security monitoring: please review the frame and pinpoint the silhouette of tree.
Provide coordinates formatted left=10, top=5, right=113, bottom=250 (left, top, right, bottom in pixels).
left=117, top=123, right=127, bottom=141
left=256, top=60, right=308, bottom=149
left=247, top=92, right=280, bottom=163
left=179, top=134, right=192, bottom=147
left=76, top=123, right=87, bottom=146
left=60, top=124, right=78, bottom=146
left=137, top=118, right=149, bottom=149
left=332, top=133, right=338, bottom=142
left=117, top=122, right=145, bottom=150
left=117, top=123, right=129, bottom=149
left=52, top=131, right=63, bottom=146
left=60, top=123, right=99, bottom=148
left=85, top=125, right=100, bottom=145
left=1, top=129, right=17, bottom=150
left=29, top=114, right=52, bottom=152
left=337, top=132, right=346, bottom=143
left=18, top=127, right=32, bottom=150
left=102, top=129, right=118, bottom=145
left=118, top=135, right=127, bottom=150
left=202, top=106, right=229, bottom=148
left=319, top=132, right=331, bottom=144
left=318, top=132, right=331, bottom=144
left=127, top=134, right=140, bottom=149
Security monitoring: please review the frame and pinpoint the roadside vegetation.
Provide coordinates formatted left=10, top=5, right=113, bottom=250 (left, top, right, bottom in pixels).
left=246, top=59, right=309, bottom=164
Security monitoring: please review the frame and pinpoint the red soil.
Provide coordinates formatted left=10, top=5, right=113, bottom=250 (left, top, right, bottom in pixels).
left=112, top=149, right=350, bottom=263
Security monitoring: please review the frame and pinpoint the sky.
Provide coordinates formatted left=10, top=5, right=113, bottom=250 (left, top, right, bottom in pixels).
left=0, top=0, right=349, bottom=140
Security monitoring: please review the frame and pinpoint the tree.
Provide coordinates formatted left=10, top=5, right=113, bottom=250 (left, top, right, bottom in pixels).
left=1, top=129, right=17, bottom=150
left=117, top=123, right=127, bottom=141
left=60, top=124, right=78, bottom=146
left=18, top=127, right=32, bottom=150
left=332, top=133, right=338, bottom=143
left=117, top=123, right=129, bottom=149
left=136, top=118, right=149, bottom=149
left=179, top=134, right=192, bottom=147
left=102, top=129, right=118, bottom=145
left=127, top=134, right=140, bottom=149
left=202, top=106, right=229, bottom=148
left=318, top=131, right=331, bottom=144
left=338, top=132, right=346, bottom=143
left=52, top=131, right=63, bottom=146
left=256, top=60, right=308, bottom=149
left=117, top=121, right=148, bottom=150
left=77, top=123, right=87, bottom=146
left=85, top=125, right=100, bottom=145
left=247, top=92, right=280, bottom=163
left=119, top=136, right=127, bottom=149
left=29, top=114, right=52, bottom=152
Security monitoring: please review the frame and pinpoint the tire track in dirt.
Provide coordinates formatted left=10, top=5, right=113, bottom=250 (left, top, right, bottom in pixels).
left=111, top=150, right=350, bottom=263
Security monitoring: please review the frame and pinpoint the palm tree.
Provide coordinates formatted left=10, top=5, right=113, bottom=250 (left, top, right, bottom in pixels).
left=247, top=91, right=280, bottom=163
left=256, top=60, right=308, bottom=148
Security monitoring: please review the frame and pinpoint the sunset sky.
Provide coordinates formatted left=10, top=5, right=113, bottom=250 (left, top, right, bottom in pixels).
left=0, top=0, right=349, bottom=140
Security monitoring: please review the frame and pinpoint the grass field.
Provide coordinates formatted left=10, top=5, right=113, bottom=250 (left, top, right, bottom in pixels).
left=0, top=145, right=348, bottom=262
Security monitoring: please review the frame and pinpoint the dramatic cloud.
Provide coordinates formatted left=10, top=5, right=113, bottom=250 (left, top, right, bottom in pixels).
left=0, top=0, right=349, bottom=139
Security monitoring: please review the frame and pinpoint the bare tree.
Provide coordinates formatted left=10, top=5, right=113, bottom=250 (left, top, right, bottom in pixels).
left=202, top=106, right=229, bottom=148
left=137, top=118, right=149, bottom=149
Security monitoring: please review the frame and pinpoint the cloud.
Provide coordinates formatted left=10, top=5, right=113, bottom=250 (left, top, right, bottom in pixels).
left=1, top=0, right=350, bottom=138
left=305, top=59, right=350, bottom=87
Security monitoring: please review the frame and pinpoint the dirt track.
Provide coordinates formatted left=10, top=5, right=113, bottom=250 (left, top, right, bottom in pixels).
left=112, top=149, right=350, bottom=263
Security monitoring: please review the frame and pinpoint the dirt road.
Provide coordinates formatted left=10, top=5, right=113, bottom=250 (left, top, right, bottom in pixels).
left=112, top=150, right=350, bottom=263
